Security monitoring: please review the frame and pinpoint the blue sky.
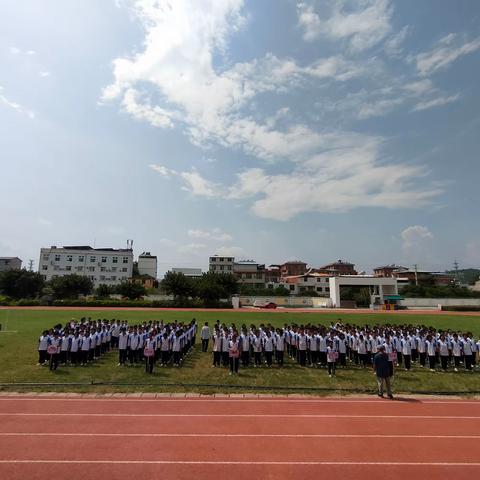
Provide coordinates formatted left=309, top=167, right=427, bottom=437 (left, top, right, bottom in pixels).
left=1, top=0, right=479, bottom=276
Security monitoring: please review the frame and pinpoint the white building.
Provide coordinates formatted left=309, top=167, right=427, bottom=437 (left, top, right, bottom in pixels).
left=138, top=252, right=157, bottom=279
left=209, top=255, right=234, bottom=273
left=0, top=257, right=22, bottom=272
left=278, top=272, right=331, bottom=295
left=38, top=246, right=133, bottom=287
left=234, top=260, right=266, bottom=288
left=171, top=268, right=203, bottom=278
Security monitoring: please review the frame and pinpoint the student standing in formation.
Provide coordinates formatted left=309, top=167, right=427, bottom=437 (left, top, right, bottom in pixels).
left=264, top=331, right=274, bottom=367
left=253, top=330, right=263, bottom=367
left=275, top=328, right=285, bottom=367
left=80, top=331, right=90, bottom=366
left=438, top=334, right=450, bottom=371
left=37, top=331, right=49, bottom=365
left=144, top=333, right=156, bottom=374
left=451, top=334, right=463, bottom=372
left=426, top=335, right=437, bottom=371
left=48, top=333, right=61, bottom=371
left=402, top=336, right=412, bottom=371
left=70, top=331, right=81, bottom=366
left=326, top=340, right=337, bottom=377
left=297, top=330, right=308, bottom=367
left=118, top=327, right=128, bottom=366
left=228, top=333, right=241, bottom=375
left=212, top=328, right=222, bottom=367
left=160, top=332, right=171, bottom=367
left=240, top=329, right=251, bottom=367
left=200, top=322, right=210, bottom=352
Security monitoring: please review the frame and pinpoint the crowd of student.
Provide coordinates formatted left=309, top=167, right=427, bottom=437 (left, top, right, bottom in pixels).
left=201, top=320, right=480, bottom=376
left=37, top=318, right=197, bottom=373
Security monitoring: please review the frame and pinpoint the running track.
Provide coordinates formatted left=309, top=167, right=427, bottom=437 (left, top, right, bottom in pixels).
left=0, top=396, right=480, bottom=479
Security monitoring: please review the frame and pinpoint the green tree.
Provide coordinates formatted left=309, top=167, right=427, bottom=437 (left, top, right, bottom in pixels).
left=0, top=269, right=45, bottom=299
left=161, top=271, right=194, bottom=301
left=49, top=274, right=93, bottom=299
left=96, top=284, right=113, bottom=299
left=116, top=281, right=146, bottom=300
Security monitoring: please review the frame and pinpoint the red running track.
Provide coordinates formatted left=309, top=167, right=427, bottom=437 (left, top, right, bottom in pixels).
left=0, top=396, right=480, bottom=480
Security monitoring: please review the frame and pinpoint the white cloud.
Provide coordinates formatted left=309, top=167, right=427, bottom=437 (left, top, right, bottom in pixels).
left=297, top=0, right=393, bottom=52
left=26, top=50, right=36, bottom=55
left=179, top=170, right=223, bottom=197
left=106, top=0, right=442, bottom=221
left=37, top=217, right=52, bottom=226
left=414, top=36, right=480, bottom=76
left=384, top=25, right=409, bottom=56
left=403, top=79, right=435, bottom=96
left=0, top=87, right=35, bottom=119
left=149, top=163, right=176, bottom=178
left=177, top=243, right=208, bottom=255
left=413, top=93, right=460, bottom=112
left=39, top=71, right=51, bottom=78
left=214, top=246, right=245, bottom=257
left=401, top=225, right=434, bottom=260
left=9, top=47, right=21, bottom=55
left=188, top=228, right=232, bottom=242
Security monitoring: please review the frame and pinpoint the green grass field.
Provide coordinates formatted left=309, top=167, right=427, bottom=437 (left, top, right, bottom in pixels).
left=1, top=309, right=480, bottom=395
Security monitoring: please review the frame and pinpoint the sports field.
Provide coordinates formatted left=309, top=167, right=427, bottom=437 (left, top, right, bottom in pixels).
left=1, top=308, right=480, bottom=395
left=1, top=395, right=480, bottom=480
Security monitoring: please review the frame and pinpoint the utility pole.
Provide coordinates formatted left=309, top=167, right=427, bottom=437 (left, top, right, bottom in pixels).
left=413, top=264, right=418, bottom=286
left=453, top=260, right=459, bottom=284
left=28, top=259, right=34, bottom=272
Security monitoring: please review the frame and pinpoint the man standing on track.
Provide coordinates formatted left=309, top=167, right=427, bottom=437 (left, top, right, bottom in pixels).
left=373, top=346, right=394, bottom=399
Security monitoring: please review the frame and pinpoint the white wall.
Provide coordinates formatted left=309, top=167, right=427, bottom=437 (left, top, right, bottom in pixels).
left=399, top=298, right=480, bottom=308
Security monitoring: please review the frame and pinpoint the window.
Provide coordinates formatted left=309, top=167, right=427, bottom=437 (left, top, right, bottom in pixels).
left=53, top=265, right=60, bottom=271
left=55, top=255, right=61, bottom=262
left=42, top=275, right=47, bottom=280
left=112, top=256, right=118, bottom=264
left=100, top=275, right=106, bottom=281
left=256, top=273, right=263, bottom=279
left=325, top=287, right=330, bottom=292
left=42, top=265, right=48, bottom=271
left=78, top=256, right=84, bottom=262
left=220, top=265, right=224, bottom=271
left=111, top=266, right=117, bottom=272
left=122, top=256, right=129, bottom=264
left=90, top=256, right=96, bottom=263
left=289, top=285, right=295, bottom=291
left=316, top=287, right=323, bottom=292
left=245, top=273, right=252, bottom=279
left=101, top=256, right=107, bottom=263
left=66, top=266, right=72, bottom=271
left=111, top=276, right=116, bottom=281
left=66, top=255, right=73, bottom=262
left=101, top=267, right=106, bottom=272
left=43, top=254, right=49, bottom=261
left=88, top=266, right=95, bottom=272
left=89, top=276, right=95, bottom=281
left=121, top=267, right=128, bottom=272
left=211, top=257, right=216, bottom=262
left=227, top=266, right=232, bottom=271
left=76, top=266, right=83, bottom=272
left=317, top=278, right=321, bottom=282
left=303, top=277, right=308, bottom=282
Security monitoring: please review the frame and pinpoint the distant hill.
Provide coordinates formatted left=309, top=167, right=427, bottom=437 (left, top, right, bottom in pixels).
left=446, top=268, right=480, bottom=285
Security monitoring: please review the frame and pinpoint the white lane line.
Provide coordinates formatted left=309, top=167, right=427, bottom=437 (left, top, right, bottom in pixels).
left=0, top=460, right=479, bottom=466
left=0, top=397, right=478, bottom=405
left=0, top=413, right=479, bottom=419
left=0, top=433, right=478, bottom=439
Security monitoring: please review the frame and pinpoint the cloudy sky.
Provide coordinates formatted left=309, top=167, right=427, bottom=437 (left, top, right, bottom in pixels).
left=1, top=0, right=479, bottom=276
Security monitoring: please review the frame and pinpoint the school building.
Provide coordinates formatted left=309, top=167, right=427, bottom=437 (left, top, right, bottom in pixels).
left=38, top=245, right=134, bottom=287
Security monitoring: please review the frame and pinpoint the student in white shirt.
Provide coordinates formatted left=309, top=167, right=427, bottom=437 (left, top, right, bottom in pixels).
left=263, top=331, right=274, bottom=367
left=438, top=335, right=450, bottom=371
left=326, top=340, right=337, bottom=377
left=463, top=334, right=473, bottom=370
left=252, top=331, right=263, bottom=367
left=80, top=333, right=90, bottom=366
left=117, top=328, right=128, bottom=366
left=200, top=322, right=210, bottom=352
left=37, top=331, right=49, bottom=365
left=426, top=335, right=437, bottom=371
left=70, top=332, right=81, bottom=366
left=48, top=333, right=61, bottom=371
left=275, top=329, right=285, bottom=367
left=402, top=337, right=412, bottom=371
left=212, top=329, right=222, bottom=367
left=159, top=332, right=171, bottom=366
left=228, top=333, right=241, bottom=375
left=451, top=334, right=463, bottom=371
left=240, top=329, right=251, bottom=367
left=144, top=333, right=156, bottom=374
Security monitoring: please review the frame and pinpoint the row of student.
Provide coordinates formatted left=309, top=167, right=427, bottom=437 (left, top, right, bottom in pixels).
left=37, top=318, right=197, bottom=372
left=200, top=321, right=479, bottom=374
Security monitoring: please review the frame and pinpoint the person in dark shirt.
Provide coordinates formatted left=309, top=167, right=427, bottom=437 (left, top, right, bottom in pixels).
left=373, top=346, right=393, bottom=399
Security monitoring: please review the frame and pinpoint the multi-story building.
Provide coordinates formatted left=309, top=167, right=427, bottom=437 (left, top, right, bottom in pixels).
left=209, top=255, right=234, bottom=274
left=374, top=264, right=405, bottom=278
left=234, top=260, right=265, bottom=289
left=392, top=268, right=454, bottom=287
left=171, top=267, right=203, bottom=278
left=265, top=265, right=281, bottom=285
left=0, top=257, right=22, bottom=272
left=317, top=260, right=357, bottom=276
left=38, top=246, right=133, bottom=287
left=281, top=273, right=331, bottom=296
left=138, top=252, right=157, bottom=279
left=280, top=261, right=307, bottom=277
